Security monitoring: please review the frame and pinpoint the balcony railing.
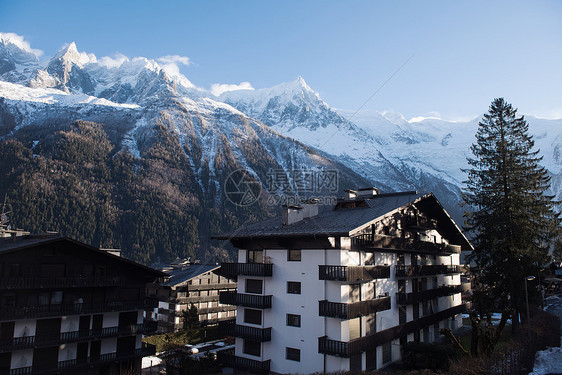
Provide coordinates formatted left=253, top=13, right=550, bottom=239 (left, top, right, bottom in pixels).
left=318, top=304, right=468, bottom=357
left=0, top=276, right=122, bottom=290
left=189, top=282, right=238, bottom=291
left=0, top=322, right=157, bottom=351
left=319, top=296, right=391, bottom=319
left=319, top=265, right=390, bottom=282
left=221, top=263, right=273, bottom=278
left=219, top=321, right=271, bottom=342
left=403, top=215, right=437, bottom=229
left=0, top=299, right=156, bottom=320
left=219, top=291, right=272, bottom=309
left=352, top=234, right=461, bottom=254
left=198, top=305, right=236, bottom=314
left=2, top=343, right=156, bottom=375
left=395, top=265, right=460, bottom=277
left=396, top=285, right=465, bottom=305
left=217, top=350, right=270, bottom=374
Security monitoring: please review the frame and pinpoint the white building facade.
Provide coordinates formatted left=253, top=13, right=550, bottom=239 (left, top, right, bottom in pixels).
left=217, top=190, right=471, bottom=374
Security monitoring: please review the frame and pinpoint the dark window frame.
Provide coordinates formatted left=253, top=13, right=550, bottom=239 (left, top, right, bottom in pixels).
left=244, top=308, right=262, bottom=325
left=286, top=314, right=301, bottom=327
left=287, top=281, right=301, bottom=294
left=245, top=279, right=263, bottom=294
left=287, top=249, right=301, bottom=262
left=382, top=341, right=392, bottom=364
left=286, top=347, right=300, bottom=362
left=243, top=339, right=261, bottom=357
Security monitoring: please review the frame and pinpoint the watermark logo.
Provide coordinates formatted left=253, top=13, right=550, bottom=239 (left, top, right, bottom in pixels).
left=225, top=168, right=339, bottom=207
left=224, top=169, right=262, bottom=207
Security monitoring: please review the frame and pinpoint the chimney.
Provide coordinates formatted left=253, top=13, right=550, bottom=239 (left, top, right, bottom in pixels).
left=282, top=199, right=319, bottom=225
left=344, top=189, right=357, bottom=200
left=356, top=187, right=380, bottom=197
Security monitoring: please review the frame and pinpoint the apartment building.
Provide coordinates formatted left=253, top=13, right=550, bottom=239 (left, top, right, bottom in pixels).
left=215, top=189, right=472, bottom=374
left=0, top=234, right=165, bottom=375
left=147, top=260, right=237, bottom=332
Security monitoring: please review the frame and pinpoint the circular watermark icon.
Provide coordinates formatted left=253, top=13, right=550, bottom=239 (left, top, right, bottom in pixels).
left=224, top=169, right=262, bottom=207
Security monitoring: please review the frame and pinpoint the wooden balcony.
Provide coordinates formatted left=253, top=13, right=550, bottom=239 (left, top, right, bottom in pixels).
left=395, top=265, right=460, bottom=277
left=319, top=296, right=391, bottom=319
left=0, top=299, right=156, bottom=320
left=217, top=350, right=270, bottom=374
left=318, top=304, right=468, bottom=357
left=220, top=263, right=273, bottom=277
left=319, top=265, right=390, bottom=282
left=2, top=343, right=156, bottom=375
left=189, top=282, right=237, bottom=291
left=0, top=322, right=157, bottom=352
left=352, top=234, right=461, bottom=255
left=219, top=291, right=272, bottom=309
left=0, top=276, right=122, bottom=289
left=396, top=284, right=466, bottom=305
left=219, top=321, right=271, bottom=342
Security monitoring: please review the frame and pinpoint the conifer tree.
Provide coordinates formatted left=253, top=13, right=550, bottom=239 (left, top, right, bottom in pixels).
left=463, top=98, right=560, bottom=333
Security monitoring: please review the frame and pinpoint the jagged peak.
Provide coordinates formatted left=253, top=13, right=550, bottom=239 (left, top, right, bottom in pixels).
left=51, top=42, right=96, bottom=67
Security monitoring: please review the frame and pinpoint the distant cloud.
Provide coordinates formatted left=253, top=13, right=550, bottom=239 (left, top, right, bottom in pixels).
left=98, top=53, right=129, bottom=68
left=527, top=108, right=562, bottom=120
left=0, top=32, right=43, bottom=57
left=210, top=81, right=254, bottom=96
left=156, top=55, right=191, bottom=78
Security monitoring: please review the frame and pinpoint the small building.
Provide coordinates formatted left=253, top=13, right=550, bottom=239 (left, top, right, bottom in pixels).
left=214, top=189, right=472, bottom=374
left=147, top=260, right=237, bottom=333
left=0, top=233, right=165, bottom=375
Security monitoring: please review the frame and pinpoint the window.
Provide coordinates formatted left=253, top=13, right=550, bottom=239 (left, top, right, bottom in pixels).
left=245, top=279, right=263, bottom=294
left=286, top=314, right=301, bottom=327
left=350, top=353, right=361, bottom=371
left=287, top=249, right=301, bottom=261
left=247, top=250, right=263, bottom=263
left=244, top=309, right=262, bottom=325
left=399, top=306, right=407, bottom=324
left=287, top=282, right=301, bottom=294
left=286, top=347, right=300, bottom=362
left=243, top=339, right=261, bottom=357
left=382, top=341, right=392, bottom=364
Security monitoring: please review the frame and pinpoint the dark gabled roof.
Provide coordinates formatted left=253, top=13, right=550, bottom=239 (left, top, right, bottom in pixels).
left=214, top=192, right=421, bottom=239
left=213, top=192, right=473, bottom=251
left=162, top=264, right=220, bottom=287
left=0, top=235, right=166, bottom=278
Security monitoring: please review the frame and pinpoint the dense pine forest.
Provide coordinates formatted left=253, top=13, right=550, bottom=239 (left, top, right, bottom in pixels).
left=0, top=120, right=273, bottom=265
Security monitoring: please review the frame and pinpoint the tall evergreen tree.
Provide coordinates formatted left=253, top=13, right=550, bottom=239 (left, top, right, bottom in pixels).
left=463, top=98, right=560, bottom=333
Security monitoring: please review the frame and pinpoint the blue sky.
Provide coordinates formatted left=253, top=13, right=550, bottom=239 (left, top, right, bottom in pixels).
left=1, top=0, right=562, bottom=120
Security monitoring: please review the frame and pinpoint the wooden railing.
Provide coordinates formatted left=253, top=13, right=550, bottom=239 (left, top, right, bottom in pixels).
left=219, top=291, right=272, bottom=309
left=217, top=350, right=270, bottom=374
left=352, top=234, right=461, bottom=254
left=2, top=343, right=156, bottom=375
left=0, top=322, right=157, bottom=351
left=319, top=265, right=390, bottom=281
left=318, top=304, right=468, bottom=357
left=0, top=276, right=123, bottom=289
left=0, top=299, right=156, bottom=320
left=219, top=321, right=271, bottom=342
left=396, top=284, right=466, bottom=305
left=395, top=265, right=460, bottom=277
left=319, top=296, right=391, bottom=319
left=220, top=263, right=273, bottom=277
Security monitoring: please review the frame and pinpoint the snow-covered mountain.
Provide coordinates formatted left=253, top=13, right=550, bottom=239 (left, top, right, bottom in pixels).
left=0, top=34, right=370, bottom=262
left=1, top=32, right=560, bottom=243
left=220, top=79, right=562, bottom=223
